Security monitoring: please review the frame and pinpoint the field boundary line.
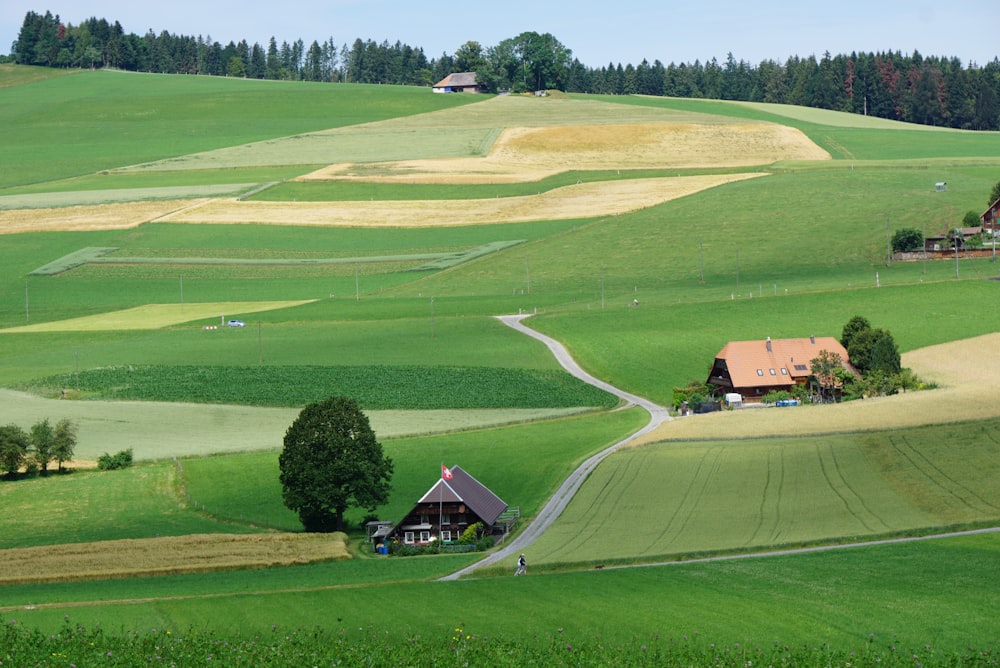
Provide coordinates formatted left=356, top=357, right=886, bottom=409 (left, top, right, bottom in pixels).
left=598, top=526, right=1000, bottom=572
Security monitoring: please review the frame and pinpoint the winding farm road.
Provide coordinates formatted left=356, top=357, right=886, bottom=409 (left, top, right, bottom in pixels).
left=441, top=316, right=1000, bottom=581
left=440, top=314, right=671, bottom=580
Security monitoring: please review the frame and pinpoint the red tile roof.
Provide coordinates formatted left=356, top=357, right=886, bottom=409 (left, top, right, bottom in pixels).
left=714, top=337, right=850, bottom=389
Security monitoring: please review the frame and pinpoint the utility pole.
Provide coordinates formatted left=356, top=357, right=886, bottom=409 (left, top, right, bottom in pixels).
left=954, top=228, right=960, bottom=278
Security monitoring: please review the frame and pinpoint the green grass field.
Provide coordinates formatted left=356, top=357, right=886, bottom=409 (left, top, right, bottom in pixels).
left=1, top=66, right=999, bottom=662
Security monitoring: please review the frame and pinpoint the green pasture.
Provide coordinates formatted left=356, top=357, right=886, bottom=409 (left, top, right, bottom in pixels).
left=0, top=388, right=589, bottom=463
left=0, top=408, right=645, bottom=546
left=2, top=70, right=1000, bottom=655
left=527, top=279, right=1000, bottom=405
left=177, top=407, right=646, bottom=532
left=5, top=533, right=998, bottom=656
left=251, top=168, right=727, bottom=201
left=529, top=418, right=1000, bottom=565
left=0, top=69, right=479, bottom=190
left=0, top=463, right=262, bottom=550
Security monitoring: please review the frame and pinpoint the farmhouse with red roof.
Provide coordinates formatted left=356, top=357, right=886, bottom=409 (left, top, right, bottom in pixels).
left=706, top=336, right=855, bottom=403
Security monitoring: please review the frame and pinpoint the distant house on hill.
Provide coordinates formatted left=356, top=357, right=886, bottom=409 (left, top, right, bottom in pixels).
left=432, top=72, right=482, bottom=93
left=386, top=465, right=510, bottom=547
left=706, top=336, right=855, bottom=403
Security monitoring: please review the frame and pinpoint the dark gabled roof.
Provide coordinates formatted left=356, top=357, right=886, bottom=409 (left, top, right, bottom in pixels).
left=417, top=465, right=507, bottom=526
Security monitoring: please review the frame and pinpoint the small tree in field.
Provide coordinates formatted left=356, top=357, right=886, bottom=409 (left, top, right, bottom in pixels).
left=30, top=418, right=55, bottom=475
left=52, top=418, right=77, bottom=472
left=279, top=396, right=393, bottom=532
left=0, top=424, right=30, bottom=478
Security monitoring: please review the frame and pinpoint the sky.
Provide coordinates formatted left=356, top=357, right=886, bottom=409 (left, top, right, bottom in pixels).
left=3, top=1, right=998, bottom=68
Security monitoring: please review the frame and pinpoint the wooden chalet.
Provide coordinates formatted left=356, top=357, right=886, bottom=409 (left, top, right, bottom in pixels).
left=387, top=465, right=508, bottom=546
left=432, top=72, right=482, bottom=93
left=706, top=336, right=854, bottom=403
left=982, top=198, right=1000, bottom=237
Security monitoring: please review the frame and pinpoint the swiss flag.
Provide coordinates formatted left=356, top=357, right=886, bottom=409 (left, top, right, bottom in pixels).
left=441, top=465, right=453, bottom=480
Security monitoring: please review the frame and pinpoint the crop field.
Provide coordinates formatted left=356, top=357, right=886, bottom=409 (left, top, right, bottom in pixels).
left=1, top=66, right=999, bottom=662
left=529, top=417, right=1000, bottom=564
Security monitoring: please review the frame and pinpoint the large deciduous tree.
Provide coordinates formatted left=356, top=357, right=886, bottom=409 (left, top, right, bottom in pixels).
left=478, top=31, right=572, bottom=93
left=279, top=396, right=393, bottom=532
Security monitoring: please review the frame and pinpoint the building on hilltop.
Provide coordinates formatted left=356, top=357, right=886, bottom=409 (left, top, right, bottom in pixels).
left=432, top=72, right=482, bottom=93
left=706, top=336, right=855, bottom=403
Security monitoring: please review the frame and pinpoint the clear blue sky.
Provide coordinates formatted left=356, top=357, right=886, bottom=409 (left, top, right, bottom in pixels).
left=3, top=1, right=998, bottom=68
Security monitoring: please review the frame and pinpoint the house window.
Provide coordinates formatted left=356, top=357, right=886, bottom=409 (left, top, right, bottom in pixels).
left=756, top=369, right=764, bottom=376
left=441, top=531, right=452, bottom=542
left=769, top=368, right=776, bottom=376
left=441, top=514, right=450, bottom=525
left=419, top=514, right=429, bottom=525
left=419, top=531, right=431, bottom=543
left=781, top=368, right=788, bottom=375
left=794, top=364, right=808, bottom=371
left=404, top=532, right=415, bottom=544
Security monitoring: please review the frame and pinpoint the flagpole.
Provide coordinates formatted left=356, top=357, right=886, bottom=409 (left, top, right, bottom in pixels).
left=439, top=463, right=444, bottom=542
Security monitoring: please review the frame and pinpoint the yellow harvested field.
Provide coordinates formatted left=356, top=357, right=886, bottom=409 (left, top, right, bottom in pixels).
left=157, top=174, right=765, bottom=227
left=0, top=301, right=314, bottom=333
left=0, top=199, right=208, bottom=235
left=634, top=332, right=1000, bottom=445
left=302, top=122, right=828, bottom=184
left=0, top=532, right=349, bottom=585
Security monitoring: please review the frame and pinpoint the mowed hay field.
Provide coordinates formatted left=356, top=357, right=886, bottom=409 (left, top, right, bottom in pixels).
left=3, top=94, right=822, bottom=230
left=0, top=532, right=349, bottom=585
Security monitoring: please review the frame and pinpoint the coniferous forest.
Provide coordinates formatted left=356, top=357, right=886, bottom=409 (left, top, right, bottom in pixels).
left=8, top=9, right=1000, bottom=131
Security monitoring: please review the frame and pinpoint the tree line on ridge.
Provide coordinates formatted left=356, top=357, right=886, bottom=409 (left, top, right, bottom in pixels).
left=8, top=10, right=1000, bottom=131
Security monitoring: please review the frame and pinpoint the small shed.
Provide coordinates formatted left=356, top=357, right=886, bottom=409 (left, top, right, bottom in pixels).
left=935, top=182, right=948, bottom=192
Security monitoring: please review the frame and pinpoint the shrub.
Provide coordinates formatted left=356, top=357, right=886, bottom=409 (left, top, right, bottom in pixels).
left=97, top=448, right=133, bottom=470
left=891, top=227, right=924, bottom=252
left=458, top=522, right=484, bottom=544
left=761, top=390, right=792, bottom=404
